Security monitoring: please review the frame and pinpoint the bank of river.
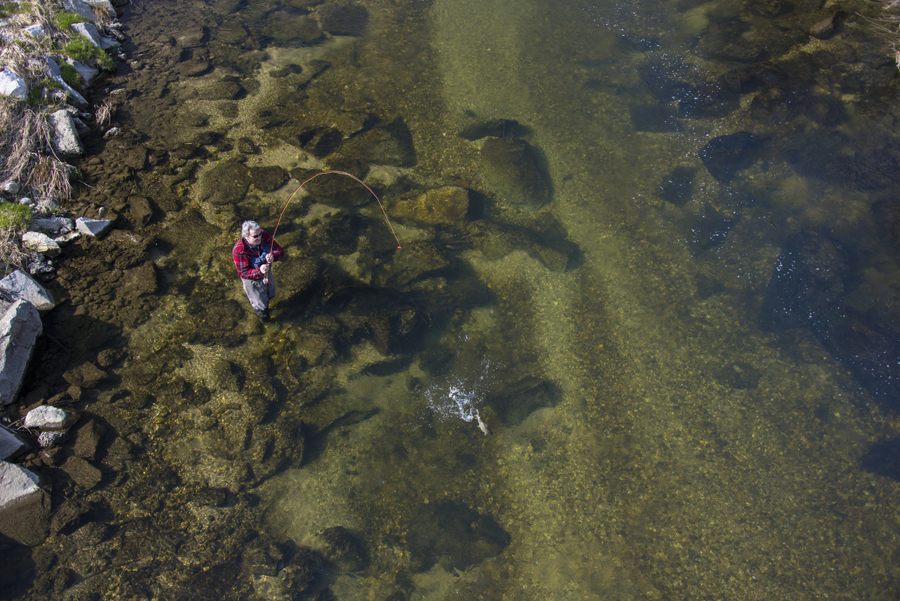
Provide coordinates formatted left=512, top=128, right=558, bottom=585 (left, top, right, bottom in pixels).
left=5, top=0, right=900, bottom=599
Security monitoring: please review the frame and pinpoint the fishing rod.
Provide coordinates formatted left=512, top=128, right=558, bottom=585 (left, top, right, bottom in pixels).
left=264, top=170, right=402, bottom=283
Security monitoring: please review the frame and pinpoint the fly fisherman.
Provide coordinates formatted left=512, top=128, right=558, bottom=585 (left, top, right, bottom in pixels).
left=232, top=220, right=284, bottom=320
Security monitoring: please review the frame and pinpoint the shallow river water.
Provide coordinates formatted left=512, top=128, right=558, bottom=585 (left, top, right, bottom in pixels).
left=12, top=0, right=900, bottom=598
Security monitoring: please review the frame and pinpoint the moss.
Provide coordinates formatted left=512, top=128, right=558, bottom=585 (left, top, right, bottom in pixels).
left=55, top=11, right=89, bottom=30
left=63, top=37, right=115, bottom=71
left=59, top=62, right=83, bottom=89
left=0, top=203, right=33, bottom=229
left=25, top=79, right=64, bottom=107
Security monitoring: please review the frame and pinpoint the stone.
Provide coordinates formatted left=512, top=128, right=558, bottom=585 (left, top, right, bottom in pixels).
left=128, top=195, right=153, bottom=225
left=395, top=186, right=469, bottom=226
left=123, top=263, right=158, bottom=296
left=21, top=232, right=61, bottom=258
left=312, top=526, right=367, bottom=572
left=0, top=270, right=56, bottom=310
left=38, top=431, right=67, bottom=448
left=23, top=24, right=44, bottom=39
left=342, top=119, right=415, bottom=167
left=24, top=406, right=75, bottom=430
left=61, top=0, right=97, bottom=22
left=72, top=420, right=103, bottom=460
left=685, top=205, right=740, bottom=255
left=0, top=301, right=41, bottom=405
left=67, top=59, right=99, bottom=87
left=50, top=109, right=84, bottom=157
left=698, top=131, right=764, bottom=183
left=85, top=0, right=117, bottom=17
left=481, top=137, right=551, bottom=212
left=46, top=58, right=87, bottom=107
left=71, top=22, right=103, bottom=47
left=0, top=461, right=48, bottom=546
left=659, top=166, right=695, bottom=206
left=61, top=456, right=102, bottom=490
left=63, top=362, right=107, bottom=388
left=30, top=217, right=75, bottom=235
left=76, top=217, right=114, bottom=237
left=0, top=68, right=27, bottom=100
left=2, top=182, right=19, bottom=194
left=0, top=427, right=28, bottom=460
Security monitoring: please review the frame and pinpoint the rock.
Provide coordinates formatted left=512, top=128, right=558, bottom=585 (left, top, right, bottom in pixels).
left=85, top=0, right=117, bottom=17
left=174, top=26, right=209, bottom=47
left=760, top=232, right=850, bottom=333
left=71, top=21, right=103, bottom=47
left=0, top=427, right=28, bottom=460
left=23, top=24, right=44, bottom=39
left=61, top=0, right=97, bottom=22
left=128, top=195, right=153, bottom=226
left=72, top=420, right=103, bottom=460
left=249, top=166, right=289, bottom=192
left=60, top=456, right=102, bottom=490
left=46, top=58, right=87, bottom=107
left=2, top=182, right=19, bottom=193
left=30, top=217, right=74, bottom=236
left=281, top=547, right=324, bottom=595
left=312, top=526, right=367, bottom=572
left=394, top=186, right=469, bottom=226
left=459, top=118, right=529, bottom=141
left=481, top=137, right=551, bottom=212
left=685, top=205, right=740, bottom=255
left=198, top=159, right=251, bottom=207
left=123, top=262, right=158, bottom=295
left=123, top=147, right=148, bottom=170
left=630, top=104, right=681, bottom=132
left=809, top=12, right=846, bottom=39
left=378, top=240, right=449, bottom=287
left=0, top=270, right=56, bottom=310
left=0, top=461, right=48, bottom=546
left=76, top=217, right=114, bottom=237
left=24, top=406, right=75, bottom=430
left=21, top=232, right=61, bottom=258
left=341, top=118, right=416, bottom=167
left=319, top=1, right=369, bottom=36
left=698, top=131, right=764, bottom=183
left=0, top=69, right=26, bottom=100
left=466, top=220, right=574, bottom=272
left=49, top=109, right=84, bottom=157
left=66, top=59, right=99, bottom=87
left=0, top=301, right=42, bottom=405
left=658, top=166, right=695, bottom=206
left=38, top=431, right=67, bottom=448
left=63, top=362, right=107, bottom=387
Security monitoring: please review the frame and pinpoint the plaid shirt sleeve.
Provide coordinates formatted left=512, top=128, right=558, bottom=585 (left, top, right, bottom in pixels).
left=232, top=239, right=259, bottom=280
left=261, top=231, right=284, bottom=262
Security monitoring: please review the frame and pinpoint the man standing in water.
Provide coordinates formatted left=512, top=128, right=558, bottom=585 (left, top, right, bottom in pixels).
left=232, top=220, right=284, bottom=319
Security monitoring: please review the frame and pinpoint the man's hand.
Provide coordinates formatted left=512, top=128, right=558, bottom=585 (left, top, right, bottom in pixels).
left=259, top=264, right=270, bottom=275
left=266, top=252, right=275, bottom=264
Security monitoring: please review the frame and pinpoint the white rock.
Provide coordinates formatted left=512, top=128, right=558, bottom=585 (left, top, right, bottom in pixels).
left=99, top=35, right=120, bottom=50
left=54, top=231, right=81, bottom=245
left=22, top=24, right=44, bottom=39
left=103, top=127, right=121, bottom=138
left=2, top=182, right=19, bottom=194
left=0, top=270, right=56, bottom=311
left=22, top=232, right=61, bottom=258
left=38, top=431, right=66, bottom=448
left=71, top=22, right=103, bottom=47
left=67, top=59, right=99, bottom=88
left=76, top=217, right=113, bottom=238
left=49, top=110, right=84, bottom=157
left=0, top=427, right=28, bottom=460
left=0, top=301, right=42, bottom=406
left=46, top=58, right=87, bottom=108
left=61, top=0, right=96, bottom=22
left=24, top=406, right=74, bottom=430
left=31, top=217, right=75, bottom=235
left=18, top=197, right=32, bottom=206
left=0, top=69, right=26, bottom=100
left=0, top=461, right=40, bottom=511
left=28, top=261, right=54, bottom=277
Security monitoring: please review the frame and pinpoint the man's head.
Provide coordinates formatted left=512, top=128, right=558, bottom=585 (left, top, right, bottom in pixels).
left=242, top=220, right=262, bottom=243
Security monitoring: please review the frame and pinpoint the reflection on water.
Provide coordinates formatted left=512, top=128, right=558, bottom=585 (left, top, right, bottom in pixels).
left=11, top=0, right=900, bottom=598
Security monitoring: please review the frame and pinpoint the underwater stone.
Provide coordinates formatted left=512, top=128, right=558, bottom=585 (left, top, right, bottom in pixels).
left=198, top=159, right=251, bottom=206
left=698, top=131, right=763, bottom=183
left=394, top=186, right=469, bottom=226
left=319, top=2, right=369, bottom=36
left=250, top=166, right=289, bottom=192
left=61, top=456, right=102, bottom=489
left=341, top=118, right=416, bottom=167
left=312, top=526, right=367, bottom=572
left=658, top=166, right=695, bottom=206
left=481, top=138, right=551, bottom=212
left=630, top=104, right=681, bottom=132
left=685, top=205, right=740, bottom=256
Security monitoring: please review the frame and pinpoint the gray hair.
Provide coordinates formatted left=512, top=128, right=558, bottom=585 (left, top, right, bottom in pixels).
left=241, top=220, right=261, bottom=237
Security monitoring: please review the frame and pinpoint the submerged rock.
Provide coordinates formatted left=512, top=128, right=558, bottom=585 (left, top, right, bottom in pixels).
left=394, top=186, right=469, bottom=227
left=699, top=131, right=764, bottom=183
left=311, top=526, right=367, bottom=572
left=685, top=205, right=740, bottom=255
left=481, top=137, right=551, bottom=212
left=318, top=1, right=369, bottom=36
left=658, top=166, right=695, bottom=206
left=341, top=118, right=416, bottom=167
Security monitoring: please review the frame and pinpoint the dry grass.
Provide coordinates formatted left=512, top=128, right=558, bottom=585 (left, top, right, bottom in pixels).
left=0, top=226, right=33, bottom=272
left=95, top=98, right=113, bottom=128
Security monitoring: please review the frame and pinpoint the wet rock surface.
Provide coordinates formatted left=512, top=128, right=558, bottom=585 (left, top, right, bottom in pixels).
left=480, top=137, right=552, bottom=212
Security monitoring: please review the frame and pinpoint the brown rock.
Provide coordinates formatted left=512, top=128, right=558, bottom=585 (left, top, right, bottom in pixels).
left=394, top=186, right=469, bottom=226
left=60, top=456, right=102, bottom=490
left=72, top=420, right=103, bottom=461
left=123, top=263, right=158, bottom=296
left=63, top=362, right=107, bottom=388
left=128, top=195, right=154, bottom=226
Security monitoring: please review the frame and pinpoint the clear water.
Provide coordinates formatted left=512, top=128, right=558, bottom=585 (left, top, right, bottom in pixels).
left=23, top=0, right=900, bottom=598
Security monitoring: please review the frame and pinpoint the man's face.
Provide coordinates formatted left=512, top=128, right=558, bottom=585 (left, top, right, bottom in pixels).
left=246, top=229, right=262, bottom=243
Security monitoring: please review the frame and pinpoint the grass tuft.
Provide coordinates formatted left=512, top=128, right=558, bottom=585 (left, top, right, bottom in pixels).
left=55, top=11, right=88, bottom=30
left=0, top=203, right=33, bottom=230
left=63, top=36, right=115, bottom=71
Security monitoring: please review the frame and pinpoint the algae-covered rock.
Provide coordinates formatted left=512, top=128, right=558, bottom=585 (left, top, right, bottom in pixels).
left=250, top=165, right=289, bottom=192
left=481, top=137, right=551, bottom=212
left=394, top=186, right=469, bottom=227
left=341, top=118, right=416, bottom=167
left=198, top=159, right=251, bottom=206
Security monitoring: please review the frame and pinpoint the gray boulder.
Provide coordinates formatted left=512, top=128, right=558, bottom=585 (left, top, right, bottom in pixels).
left=0, top=460, right=49, bottom=546
left=61, top=0, right=96, bottom=22
left=71, top=22, right=103, bottom=47
left=0, top=427, right=28, bottom=460
left=46, top=58, right=87, bottom=107
left=0, top=270, right=56, bottom=310
left=22, top=231, right=61, bottom=258
left=31, top=216, right=75, bottom=235
left=76, top=217, right=113, bottom=238
left=24, top=405, right=75, bottom=430
left=0, top=68, right=26, bottom=100
left=0, top=300, right=42, bottom=405
left=50, top=109, right=84, bottom=157
left=67, top=58, right=99, bottom=88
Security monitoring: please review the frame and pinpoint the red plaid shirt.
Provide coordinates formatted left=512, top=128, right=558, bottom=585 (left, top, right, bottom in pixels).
left=232, top=230, right=284, bottom=280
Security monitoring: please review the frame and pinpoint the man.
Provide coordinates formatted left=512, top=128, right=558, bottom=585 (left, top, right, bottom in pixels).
left=232, top=220, right=284, bottom=319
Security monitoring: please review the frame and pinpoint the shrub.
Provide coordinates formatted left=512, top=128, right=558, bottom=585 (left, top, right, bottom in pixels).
left=0, top=203, right=33, bottom=229
left=63, top=37, right=115, bottom=71
left=55, top=11, right=88, bottom=30
left=59, top=62, right=83, bottom=88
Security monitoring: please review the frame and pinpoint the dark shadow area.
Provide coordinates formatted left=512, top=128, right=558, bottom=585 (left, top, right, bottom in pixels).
left=860, top=438, right=900, bottom=481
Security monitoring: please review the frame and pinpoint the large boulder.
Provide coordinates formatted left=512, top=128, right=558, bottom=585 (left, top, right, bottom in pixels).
left=50, top=109, right=84, bottom=157
left=0, top=301, right=42, bottom=405
left=0, top=270, right=56, bottom=310
left=699, top=131, right=764, bottom=183
left=0, top=461, right=49, bottom=546
left=393, top=186, right=469, bottom=227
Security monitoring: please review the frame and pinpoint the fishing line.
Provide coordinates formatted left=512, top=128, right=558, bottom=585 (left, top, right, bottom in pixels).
left=264, top=170, right=402, bottom=283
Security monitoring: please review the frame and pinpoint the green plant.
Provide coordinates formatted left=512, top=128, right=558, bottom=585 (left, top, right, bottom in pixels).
left=63, top=37, right=115, bottom=71
left=0, top=2, right=28, bottom=18
left=55, top=11, right=88, bottom=30
left=58, top=62, right=83, bottom=88
left=0, top=203, right=33, bottom=229
left=25, top=79, right=63, bottom=107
